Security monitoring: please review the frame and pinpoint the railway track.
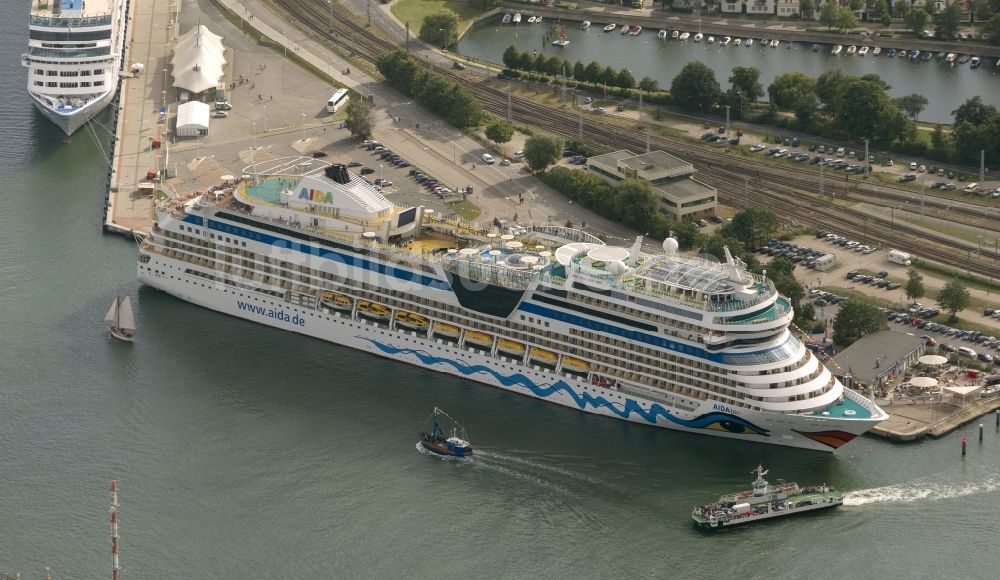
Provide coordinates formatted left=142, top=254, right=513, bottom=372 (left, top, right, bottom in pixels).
left=273, top=0, right=1000, bottom=279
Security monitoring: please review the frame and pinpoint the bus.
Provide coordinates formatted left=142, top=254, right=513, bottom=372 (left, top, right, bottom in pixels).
left=326, top=89, right=349, bottom=113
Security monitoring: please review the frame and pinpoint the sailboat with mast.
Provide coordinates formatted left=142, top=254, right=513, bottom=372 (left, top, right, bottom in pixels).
left=104, top=295, right=136, bottom=342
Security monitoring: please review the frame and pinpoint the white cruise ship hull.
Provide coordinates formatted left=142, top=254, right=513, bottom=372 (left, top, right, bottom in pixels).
left=138, top=256, right=881, bottom=452
left=29, top=89, right=116, bottom=136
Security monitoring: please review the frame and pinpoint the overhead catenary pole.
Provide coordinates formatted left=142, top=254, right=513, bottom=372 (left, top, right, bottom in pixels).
left=111, top=481, right=120, bottom=580
left=981, top=149, right=986, bottom=185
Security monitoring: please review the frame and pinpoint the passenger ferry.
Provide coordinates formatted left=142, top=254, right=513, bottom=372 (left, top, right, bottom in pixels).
left=137, top=165, right=887, bottom=451
left=22, top=0, right=128, bottom=135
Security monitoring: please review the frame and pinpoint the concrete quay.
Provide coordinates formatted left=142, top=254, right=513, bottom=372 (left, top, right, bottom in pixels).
left=871, top=395, right=1000, bottom=441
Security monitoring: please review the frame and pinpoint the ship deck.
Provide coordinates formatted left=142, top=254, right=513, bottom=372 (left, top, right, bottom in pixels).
left=812, top=395, right=872, bottom=419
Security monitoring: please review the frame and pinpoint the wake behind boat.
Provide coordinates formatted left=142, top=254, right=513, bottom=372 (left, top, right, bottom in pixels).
left=692, top=465, right=843, bottom=529
left=418, top=408, right=473, bottom=458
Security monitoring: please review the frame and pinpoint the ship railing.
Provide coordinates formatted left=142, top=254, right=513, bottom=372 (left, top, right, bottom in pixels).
left=440, top=258, right=535, bottom=289
left=527, top=224, right=603, bottom=245
left=30, top=14, right=114, bottom=27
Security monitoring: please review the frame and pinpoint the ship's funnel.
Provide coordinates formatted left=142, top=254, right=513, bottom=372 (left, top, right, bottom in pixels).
left=324, top=163, right=351, bottom=185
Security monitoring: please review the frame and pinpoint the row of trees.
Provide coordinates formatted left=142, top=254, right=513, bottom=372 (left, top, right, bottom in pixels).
left=927, top=97, right=1000, bottom=166
left=501, top=46, right=660, bottom=94
left=376, top=50, right=483, bottom=128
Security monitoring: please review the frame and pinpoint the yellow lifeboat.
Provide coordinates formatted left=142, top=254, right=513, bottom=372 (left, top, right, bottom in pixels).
left=395, top=310, right=429, bottom=330
left=497, top=338, right=526, bottom=357
left=561, top=356, right=590, bottom=374
left=356, top=300, right=391, bottom=320
left=529, top=346, right=558, bottom=366
left=320, top=290, right=353, bottom=310
left=433, top=322, right=461, bottom=339
left=465, top=330, right=494, bottom=348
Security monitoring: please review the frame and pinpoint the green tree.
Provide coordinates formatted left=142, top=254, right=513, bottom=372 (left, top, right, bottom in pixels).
left=583, top=61, right=603, bottom=84
left=904, top=269, right=925, bottom=301
left=831, top=77, right=904, bottom=142
left=835, top=7, right=858, bottom=32
left=573, top=61, right=586, bottom=81
left=906, top=8, right=929, bottom=35
left=848, top=0, right=863, bottom=11
left=874, top=0, right=889, bottom=17
left=639, top=76, right=660, bottom=93
left=953, top=96, right=998, bottom=125
left=977, top=0, right=994, bottom=22
left=419, top=10, right=459, bottom=48
left=544, top=55, right=563, bottom=76
left=611, top=180, right=659, bottom=231
left=799, top=0, right=815, bottom=17
left=936, top=2, right=963, bottom=40
left=820, top=2, right=839, bottom=29
left=832, top=300, right=888, bottom=347
left=937, top=280, right=971, bottom=322
left=881, top=13, right=892, bottom=26
left=768, top=71, right=816, bottom=110
left=729, top=66, right=764, bottom=103
left=896, top=0, right=910, bottom=18
left=470, top=0, right=502, bottom=8
left=601, top=65, right=617, bottom=87
left=893, top=93, right=929, bottom=121
left=723, top=207, right=779, bottom=246
left=616, top=68, right=636, bottom=91
left=502, top=45, right=520, bottom=69
left=517, top=51, right=535, bottom=71
left=815, top=69, right=848, bottom=110
left=984, top=14, right=1000, bottom=45
left=670, top=61, right=721, bottom=113
left=343, top=96, right=375, bottom=140
left=523, top=134, right=563, bottom=172
left=485, top=119, right=514, bottom=147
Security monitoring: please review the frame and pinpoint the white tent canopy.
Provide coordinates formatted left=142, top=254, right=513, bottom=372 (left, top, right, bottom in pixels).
left=171, top=25, right=227, bottom=94
left=909, top=376, right=939, bottom=388
left=176, top=101, right=210, bottom=137
left=918, top=355, right=949, bottom=366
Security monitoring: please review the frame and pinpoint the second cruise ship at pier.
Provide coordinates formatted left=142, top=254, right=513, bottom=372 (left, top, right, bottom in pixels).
left=137, top=165, right=887, bottom=451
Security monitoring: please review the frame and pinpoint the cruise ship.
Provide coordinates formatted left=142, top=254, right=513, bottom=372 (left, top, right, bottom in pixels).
left=22, top=0, right=128, bottom=135
left=137, top=165, right=888, bottom=451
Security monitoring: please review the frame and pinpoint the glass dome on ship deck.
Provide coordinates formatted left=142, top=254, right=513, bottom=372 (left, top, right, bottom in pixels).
left=640, top=257, right=741, bottom=294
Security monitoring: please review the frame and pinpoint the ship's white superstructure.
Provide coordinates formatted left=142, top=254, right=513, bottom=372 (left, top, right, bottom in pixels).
left=137, top=165, right=887, bottom=451
left=22, top=0, right=128, bottom=135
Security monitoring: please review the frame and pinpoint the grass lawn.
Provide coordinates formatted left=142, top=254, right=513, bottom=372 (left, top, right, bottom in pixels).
left=445, top=199, right=482, bottom=221
left=390, top=0, right=482, bottom=30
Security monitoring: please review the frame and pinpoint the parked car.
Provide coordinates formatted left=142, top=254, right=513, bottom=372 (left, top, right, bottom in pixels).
left=482, top=153, right=495, bottom=164
left=360, top=167, right=375, bottom=175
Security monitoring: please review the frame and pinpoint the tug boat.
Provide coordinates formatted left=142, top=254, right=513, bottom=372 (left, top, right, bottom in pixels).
left=692, top=465, right=844, bottom=529
left=418, top=408, right=473, bottom=458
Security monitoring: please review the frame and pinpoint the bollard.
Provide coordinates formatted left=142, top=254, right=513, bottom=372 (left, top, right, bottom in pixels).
left=980, top=424, right=984, bottom=442
left=996, top=410, right=999, bottom=429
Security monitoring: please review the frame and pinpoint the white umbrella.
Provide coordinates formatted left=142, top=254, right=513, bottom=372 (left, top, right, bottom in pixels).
left=910, top=376, right=939, bottom=388
left=918, top=355, right=948, bottom=366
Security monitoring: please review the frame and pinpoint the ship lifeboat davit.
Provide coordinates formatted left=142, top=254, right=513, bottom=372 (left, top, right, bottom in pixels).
left=433, top=322, right=461, bottom=340
left=498, top=338, right=526, bottom=357
left=395, top=310, right=429, bottom=331
left=357, top=300, right=391, bottom=320
left=321, top=290, right=353, bottom=311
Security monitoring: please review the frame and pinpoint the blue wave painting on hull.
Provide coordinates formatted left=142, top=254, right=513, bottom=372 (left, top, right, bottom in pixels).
left=359, top=337, right=770, bottom=436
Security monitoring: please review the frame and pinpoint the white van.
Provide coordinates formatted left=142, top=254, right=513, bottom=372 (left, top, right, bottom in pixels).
left=512, top=150, right=524, bottom=161
left=835, top=147, right=845, bottom=157
left=482, top=153, right=495, bottom=164
left=958, top=346, right=977, bottom=358
left=963, top=182, right=979, bottom=193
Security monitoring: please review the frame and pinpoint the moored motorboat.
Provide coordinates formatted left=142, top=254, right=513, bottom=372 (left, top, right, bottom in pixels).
left=502, top=13, right=511, bottom=24
left=512, top=13, right=521, bottom=24
left=707, top=35, right=715, bottom=44
left=946, top=52, right=957, bottom=63
left=770, top=39, right=779, bottom=48
left=691, top=465, right=843, bottom=529
left=846, top=45, right=857, bottom=55
left=831, top=45, right=843, bottom=55
left=628, top=25, right=642, bottom=36
left=971, top=56, right=982, bottom=68
left=858, top=46, right=869, bottom=56
left=908, top=49, right=920, bottom=59
left=535, top=16, right=543, bottom=24
left=679, top=31, right=690, bottom=40
left=898, top=49, right=908, bottom=58
left=921, top=51, right=933, bottom=61
left=733, top=38, right=741, bottom=46
left=527, top=15, right=536, bottom=24
left=872, top=46, right=881, bottom=56
left=957, top=54, right=970, bottom=64
left=811, top=43, right=820, bottom=52
left=658, top=29, right=668, bottom=39
left=581, top=20, right=591, bottom=30
left=885, top=48, right=896, bottom=57
left=603, top=23, right=617, bottom=32
left=672, top=30, right=679, bottom=39
left=744, top=38, right=753, bottom=47
left=693, top=32, right=703, bottom=42
left=552, top=39, right=570, bottom=46
left=418, top=408, right=473, bottom=459
left=720, top=36, right=731, bottom=46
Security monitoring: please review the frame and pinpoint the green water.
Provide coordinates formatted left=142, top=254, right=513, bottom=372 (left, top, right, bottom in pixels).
left=3, top=3, right=1000, bottom=578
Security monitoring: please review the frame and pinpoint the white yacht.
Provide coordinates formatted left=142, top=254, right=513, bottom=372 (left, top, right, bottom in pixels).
left=22, top=0, right=128, bottom=136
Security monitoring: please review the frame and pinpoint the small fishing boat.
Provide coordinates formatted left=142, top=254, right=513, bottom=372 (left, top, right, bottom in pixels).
left=104, top=295, right=136, bottom=342
left=512, top=13, right=521, bottom=24
left=581, top=20, right=591, bottom=30
left=464, top=330, right=494, bottom=349
left=744, top=38, right=752, bottom=47
left=720, top=36, right=731, bottom=46
left=535, top=16, right=543, bottom=24
left=733, top=38, right=741, bottom=46
left=957, top=54, right=970, bottom=64
left=418, top=408, right=473, bottom=459
left=620, top=25, right=630, bottom=35
left=691, top=465, right=843, bottom=529
left=858, top=46, right=869, bottom=56
left=526, top=15, right=536, bottom=24
left=498, top=338, right=526, bottom=357
left=831, top=45, right=843, bottom=55
left=693, top=32, right=703, bottom=42
left=971, top=56, right=982, bottom=68
left=357, top=300, right=391, bottom=321
left=679, top=31, right=690, bottom=41
left=658, top=29, right=668, bottom=39
left=501, top=13, right=511, bottom=24
left=320, top=290, right=353, bottom=311
left=946, top=52, right=957, bottom=63
left=770, top=39, right=779, bottom=48
left=811, top=44, right=820, bottom=52
left=394, top=310, right=429, bottom=331
left=671, top=30, right=679, bottom=39
left=603, top=23, right=617, bottom=32
left=872, top=46, right=881, bottom=56
left=432, top=321, right=461, bottom=339
left=898, top=49, right=908, bottom=58
left=628, top=25, right=642, bottom=36
left=846, top=45, right=857, bottom=55
left=707, top=35, right=715, bottom=44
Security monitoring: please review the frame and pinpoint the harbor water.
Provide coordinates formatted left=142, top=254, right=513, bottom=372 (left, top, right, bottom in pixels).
left=457, top=19, right=1000, bottom=124
left=3, top=3, right=1000, bottom=576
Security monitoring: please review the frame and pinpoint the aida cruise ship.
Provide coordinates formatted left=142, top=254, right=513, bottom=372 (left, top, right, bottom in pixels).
left=137, top=165, right=887, bottom=451
left=22, top=0, right=127, bottom=135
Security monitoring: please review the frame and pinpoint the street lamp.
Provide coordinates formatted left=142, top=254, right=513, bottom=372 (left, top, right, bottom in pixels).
left=251, top=120, right=256, bottom=151
left=736, top=90, right=744, bottom=120
left=379, top=163, right=383, bottom=182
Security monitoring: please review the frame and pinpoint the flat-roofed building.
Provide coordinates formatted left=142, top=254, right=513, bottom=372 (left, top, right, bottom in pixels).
left=587, top=149, right=717, bottom=221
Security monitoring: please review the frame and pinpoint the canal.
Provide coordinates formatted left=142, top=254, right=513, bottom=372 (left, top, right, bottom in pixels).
left=458, top=19, right=1000, bottom=124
